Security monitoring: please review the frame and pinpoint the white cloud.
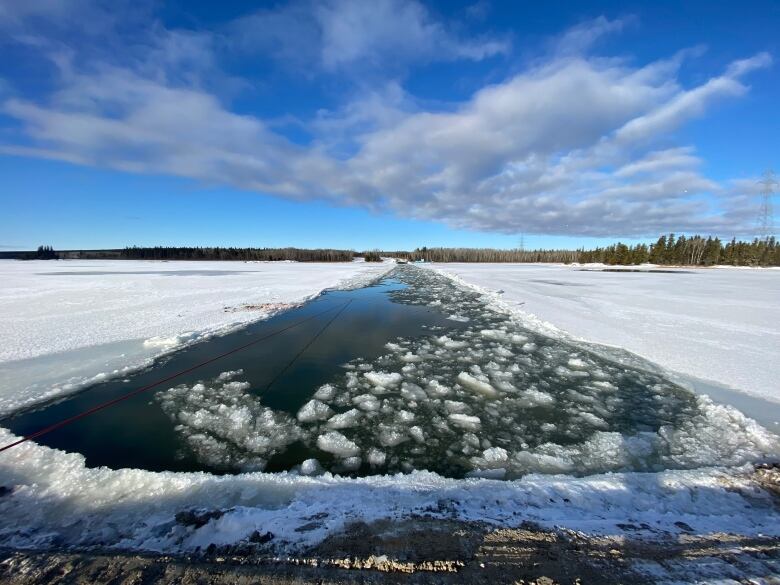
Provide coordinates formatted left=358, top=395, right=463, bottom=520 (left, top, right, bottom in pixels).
left=0, top=8, right=773, bottom=238
left=553, top=15, right=634, bottom=55
left=231, top=0, right=509, bottom=73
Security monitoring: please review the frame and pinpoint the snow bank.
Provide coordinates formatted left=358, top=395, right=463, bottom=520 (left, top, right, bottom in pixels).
left=0, top=259, right=391, bottom=415
left=0, top=426, right=778, bottom=555
left=424, top=263, right=780, bottom=404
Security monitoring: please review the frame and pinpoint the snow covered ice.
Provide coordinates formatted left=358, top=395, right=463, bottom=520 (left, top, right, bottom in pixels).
left=0, top=263, right=778, bottom=558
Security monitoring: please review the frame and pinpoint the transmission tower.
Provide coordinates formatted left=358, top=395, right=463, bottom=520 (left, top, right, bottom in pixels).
left=757, top=169, right=778, bottom=240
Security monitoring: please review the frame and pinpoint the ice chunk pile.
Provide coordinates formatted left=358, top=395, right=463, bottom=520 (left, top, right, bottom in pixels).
left=157, top=370, right=302, bottom=471
left=156, top=266, right=780, bottom=479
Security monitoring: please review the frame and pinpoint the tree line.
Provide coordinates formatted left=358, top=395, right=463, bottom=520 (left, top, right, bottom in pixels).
left=362, top=250, right=383, bottom=262
left=118, top=246, right=355, bottom=262
left=395, top=246, right=580, bottom=264
left=577, top=235, right=779, bottom=266
left=383, top=235, right=780, bottom=266
left=8, top=246, right=356, bottom=262
left=10, top=235, right=780, bottom=266
left=35, top=245, right=57, bottom=260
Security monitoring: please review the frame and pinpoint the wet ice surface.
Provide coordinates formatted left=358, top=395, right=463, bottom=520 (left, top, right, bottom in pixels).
left=153, top=266, right=778, bottom=479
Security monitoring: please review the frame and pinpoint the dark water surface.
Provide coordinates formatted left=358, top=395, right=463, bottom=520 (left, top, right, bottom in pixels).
left=3, top=273, right=459, bottom=473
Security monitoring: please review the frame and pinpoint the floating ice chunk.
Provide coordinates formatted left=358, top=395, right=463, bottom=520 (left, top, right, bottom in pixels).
left=480, top=329, right=507, bottom=341
left=444, top=400, right=468, bottom=414
left=385, top=342, right=403, bottom=352
left=367, top=448, right=386, bottom=466
left=521, top=342, right=537, bottom=353
left=435, top=336, right=468, bottom=349
left=555, top=365, right=589, bottom=379
left=296, top=399, right=333, bottom=423
left=313, top=384, right=336, bottom=401
left=299, top=458, right=322, bottom=476
left=397, top=410, right=415, bottom=423
left=364, top=371, right=402, bottom=388
left=316, top=431, right=360, bottom=457
left=518, top=388, right=555, bottom=408
left=494, top=346, right=513, bottom=358
left=340, top=456, right=362, bottom=471
left=513, top=450, right=575, bottom=474
left=378, top=425, right=409, bottom=447
left=401, top=352, right=422, bottom=363
left=217, top=370, right=243, bottom=381
left=352, top=394, right=381, bottom=411
left=448, top=413, right=481, bottom=431
left=426, top=380, right=451, bottom=397
left=222, top=380, right=251, bottom=392
left=592, top=380, right=617, bottom=391
left=463, top=433, right=480, bottom=448
left=456, top=372, right=498, bottom=398
left=580, top=412, right=608, bottom=428
left=568, top=358, right=587, bottom=369
left=400, top=382, right=427, bottom=401
left=447, top=314, right=470, bottom=322
left=482, top=446, right=509, bottom=464
left=326, top=408, right=363, bottom=429
left=409, top=426, right=425, bottom=443
left=467, top=468, right=506, bottom=479
left=541, top=422, right=556, bottom=432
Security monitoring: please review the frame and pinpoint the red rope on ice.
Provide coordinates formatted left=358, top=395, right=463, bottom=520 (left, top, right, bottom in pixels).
left=0, top=301, right=350, bottom=454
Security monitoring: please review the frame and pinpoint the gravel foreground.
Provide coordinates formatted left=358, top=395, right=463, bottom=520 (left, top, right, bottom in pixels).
left=2, top=466, right=779, bottom=585
left=2, top=526, right=778, bottom=584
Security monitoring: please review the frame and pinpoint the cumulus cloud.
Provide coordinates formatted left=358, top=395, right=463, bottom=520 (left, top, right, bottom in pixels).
left=0, top=6, right=773, bottom=237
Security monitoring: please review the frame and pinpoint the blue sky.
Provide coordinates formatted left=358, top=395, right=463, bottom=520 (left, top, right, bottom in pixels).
left=0, top=0, right=777, bottom=251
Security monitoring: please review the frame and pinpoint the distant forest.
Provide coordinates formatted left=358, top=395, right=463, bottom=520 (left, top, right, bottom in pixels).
left=4, top=234, right=778, bottom=266
left=389, top=234, right=780, bottom=266
left=118, top=246, right=355, bottom=262
left=2, top=246, right=355, bottom=262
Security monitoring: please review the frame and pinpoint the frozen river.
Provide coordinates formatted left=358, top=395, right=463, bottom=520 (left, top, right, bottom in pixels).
left=1, top=264, right=779, bottom=559
left=5, top=265, right=777, bottom=480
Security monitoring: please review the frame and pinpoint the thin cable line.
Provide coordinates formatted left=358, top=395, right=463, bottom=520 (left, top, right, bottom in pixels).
left=264, top=299, right=352, bottom=393
left=0, top=301, right=350, bottom=454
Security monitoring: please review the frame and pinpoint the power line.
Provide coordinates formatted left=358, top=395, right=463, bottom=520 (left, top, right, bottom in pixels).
left=757, top=169, right=778, bottom=240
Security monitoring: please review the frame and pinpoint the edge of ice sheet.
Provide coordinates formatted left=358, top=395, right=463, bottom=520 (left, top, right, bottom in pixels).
left=0, top=261, right=393, bottom=417
left=0, top=426, right=778, bottom=555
